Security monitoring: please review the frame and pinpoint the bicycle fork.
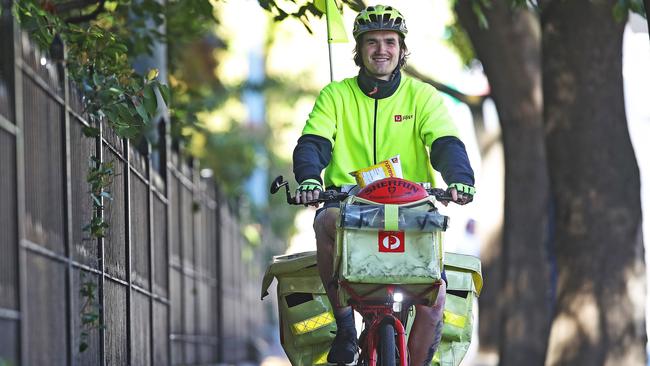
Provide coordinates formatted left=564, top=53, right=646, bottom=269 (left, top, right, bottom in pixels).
left=366, top=314, right=408, bottom=366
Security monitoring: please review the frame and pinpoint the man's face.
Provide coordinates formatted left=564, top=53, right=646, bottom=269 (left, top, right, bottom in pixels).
left=360, top=30, right=403, bottom=81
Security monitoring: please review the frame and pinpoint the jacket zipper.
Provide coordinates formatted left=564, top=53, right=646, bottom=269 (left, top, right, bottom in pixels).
left=373, top=98, right=378, bottom=164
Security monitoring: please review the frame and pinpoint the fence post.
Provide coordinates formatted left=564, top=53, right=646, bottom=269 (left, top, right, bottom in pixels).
left=10, top=1, right=29, bottom=364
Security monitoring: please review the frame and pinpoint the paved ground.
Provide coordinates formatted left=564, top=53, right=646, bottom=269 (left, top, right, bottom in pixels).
left=258, top=351, right=499, bottom=366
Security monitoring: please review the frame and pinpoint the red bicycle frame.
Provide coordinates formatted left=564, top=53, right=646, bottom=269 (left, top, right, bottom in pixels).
left=362, top=311, right=408, bottom=366
left=341, top=282, right=442, bottom=366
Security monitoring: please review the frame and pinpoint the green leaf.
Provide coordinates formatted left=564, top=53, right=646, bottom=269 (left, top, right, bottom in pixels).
left=104, top=108, right=119, bottom=123
left=91, top=195, right=102, bottom=207
left=115, top=125, right=141, bottom=139
left=82, top=313, right=100, bottom=324
left=143, top=84, right=157, bottom=117
left=108, top=87, right=123, bottom=96
left=159, top=84, right=171, bottom=106
left=82, top=126, right=100, bottom=138
left=147, top=68, right=159, bottom=81
left=472, top=1, right=489, bottom=29
left=92, top=71, right=103, bottom=87
left=612, top=0, right=627, bottom=22
left=79, top=342, right=89, bottom=353
left=115, top=103, right=134, bottom=123
left=135, top=100, right=149, bottom=122
left=105, top=1, right=119, bottom=11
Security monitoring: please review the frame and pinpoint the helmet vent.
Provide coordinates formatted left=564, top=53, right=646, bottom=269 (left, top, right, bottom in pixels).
left=353, top=5, right=408, bottom=39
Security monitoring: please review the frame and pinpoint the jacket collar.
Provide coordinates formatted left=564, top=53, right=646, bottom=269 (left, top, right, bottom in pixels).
left=356, top=68, right=401, bottom=99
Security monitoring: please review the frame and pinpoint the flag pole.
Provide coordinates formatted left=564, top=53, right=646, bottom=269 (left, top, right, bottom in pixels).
left=325, top=0, right=334, bottom=82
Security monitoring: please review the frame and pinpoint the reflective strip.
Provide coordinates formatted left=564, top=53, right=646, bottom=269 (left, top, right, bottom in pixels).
left=314, top=350, right=329, bottom=364
left=433, top=351, right=441, bottom=362
left=444, top=310, right=467, bottom=328
left=384, top=204, right=398, bottom=231
left=291, top=311, right=335, bottom=335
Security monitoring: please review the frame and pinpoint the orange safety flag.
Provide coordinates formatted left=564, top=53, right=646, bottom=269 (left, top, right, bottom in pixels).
left=315, top=0, right=348, bottom=43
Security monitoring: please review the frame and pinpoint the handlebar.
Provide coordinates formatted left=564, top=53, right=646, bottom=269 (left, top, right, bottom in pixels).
left=427, top=188, right=454, bottom=202
left=269, top=175, right=347, bottom=204
left=270, top=176, right=454, bottom=205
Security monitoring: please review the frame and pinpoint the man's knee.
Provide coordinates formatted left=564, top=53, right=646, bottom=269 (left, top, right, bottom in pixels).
left=314, top=208, right=339, bottom=243
left=415, top=305, right=444, bottom=327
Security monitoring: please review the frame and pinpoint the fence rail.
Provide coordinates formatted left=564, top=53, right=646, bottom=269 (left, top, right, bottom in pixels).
left=0, top=8, right=275, bottom=366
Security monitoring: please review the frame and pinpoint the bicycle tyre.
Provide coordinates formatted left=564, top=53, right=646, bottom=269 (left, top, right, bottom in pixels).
left=379, top=322, right=396, bottom=366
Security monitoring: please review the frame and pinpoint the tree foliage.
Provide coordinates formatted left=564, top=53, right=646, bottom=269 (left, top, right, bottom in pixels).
left=465, top=0, right=647, bottom=27
left=14, top=1, right=169, bottom=140
left=257, top=0, right=364, bottom=33
left=14, top=0, right=261, bottom=195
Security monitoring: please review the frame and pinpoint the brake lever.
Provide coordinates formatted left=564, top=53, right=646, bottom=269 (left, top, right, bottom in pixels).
left=270, top=176, right=348, bottom=205
left=428, top=188, right=454, bottom=202
left=319, top=190, right=348, bottom=202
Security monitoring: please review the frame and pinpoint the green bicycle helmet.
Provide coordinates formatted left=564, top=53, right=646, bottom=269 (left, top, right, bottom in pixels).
left=352, top=5, right=408, bottom=39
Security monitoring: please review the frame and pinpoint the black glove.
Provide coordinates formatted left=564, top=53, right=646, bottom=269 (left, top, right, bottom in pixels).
left=295, top=178, right=322, bottom=205
left=447, top=183, right=475, bottom=205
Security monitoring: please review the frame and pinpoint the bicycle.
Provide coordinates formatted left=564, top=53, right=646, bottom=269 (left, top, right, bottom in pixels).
left=270, top=175, right=452, bottom=366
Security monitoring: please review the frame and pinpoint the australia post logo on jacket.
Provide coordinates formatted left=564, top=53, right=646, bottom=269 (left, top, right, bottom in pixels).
left=394, top=114, right=413, bottom=123
left=378, top=231, right=405, bottom=252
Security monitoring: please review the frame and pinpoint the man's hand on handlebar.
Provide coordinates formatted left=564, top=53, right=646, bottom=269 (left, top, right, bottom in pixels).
left=295, top=178, right=322, bottom=207
left=441, top=183, right=475, bottom=206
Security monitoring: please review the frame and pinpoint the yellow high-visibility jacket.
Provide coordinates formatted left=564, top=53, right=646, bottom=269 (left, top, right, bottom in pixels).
left=301, top=74, right=460, bottom=188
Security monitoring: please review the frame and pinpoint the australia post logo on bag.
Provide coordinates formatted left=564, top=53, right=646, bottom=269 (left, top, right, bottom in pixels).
left=378, top=231, right=405, bottom=253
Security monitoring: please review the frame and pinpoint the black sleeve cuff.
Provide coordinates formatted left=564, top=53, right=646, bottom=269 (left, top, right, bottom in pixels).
left=430, top=136, right=475, bottom=186
left=293, top=134, right=333, bottom=184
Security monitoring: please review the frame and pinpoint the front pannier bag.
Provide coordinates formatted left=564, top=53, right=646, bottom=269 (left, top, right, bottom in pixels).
left=335, top=197, right=448, bottom=305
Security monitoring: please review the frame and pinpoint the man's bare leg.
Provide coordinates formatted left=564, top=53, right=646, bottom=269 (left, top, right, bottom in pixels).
left=408, top=282, right=447, bottom=366
left=313, top=207, right=342, bottom=308
left=315, top=207, right=358, bottom=364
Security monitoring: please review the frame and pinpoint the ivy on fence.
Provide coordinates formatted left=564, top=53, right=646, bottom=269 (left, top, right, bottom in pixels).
left=14, top=1, right=168, bottom=141
left=78, top=157, right=114, bottom=352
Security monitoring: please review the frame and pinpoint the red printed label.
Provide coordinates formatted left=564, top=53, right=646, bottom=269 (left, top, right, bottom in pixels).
left=394, top=115, right=402, bottom=122
left=378, top=231, right=405, bottom=252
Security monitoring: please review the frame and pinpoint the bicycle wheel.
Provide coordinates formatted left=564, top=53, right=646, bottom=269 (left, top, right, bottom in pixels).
left=379, top=322, right=396, bottom=366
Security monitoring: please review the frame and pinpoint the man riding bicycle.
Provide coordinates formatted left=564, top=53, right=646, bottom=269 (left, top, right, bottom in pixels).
left=292, top=5, right=475, bottom=365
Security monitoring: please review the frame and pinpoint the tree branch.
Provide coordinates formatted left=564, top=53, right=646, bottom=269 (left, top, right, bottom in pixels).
left=50, top=0, right=97, bottom=13
left=62, top=0, right=106, bottom=24
left=403, top=65, right=487, bottom=107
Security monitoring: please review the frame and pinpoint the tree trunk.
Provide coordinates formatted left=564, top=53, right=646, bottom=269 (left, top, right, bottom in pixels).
left=541, top=1, right=646, bottom=365
left=645, top=0, right=650, bottom=40
left=455, top=2, right=551, bottom=365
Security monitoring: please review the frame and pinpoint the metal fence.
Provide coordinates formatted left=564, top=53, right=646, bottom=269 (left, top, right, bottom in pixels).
left=0, top=7, right=274, bottom=366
